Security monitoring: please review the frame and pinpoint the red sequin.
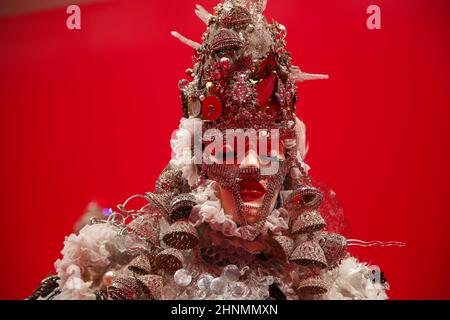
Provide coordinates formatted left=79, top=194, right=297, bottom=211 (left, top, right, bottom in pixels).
left=201, top=95, right=223, bottom=121
left=256, top=73, right=276, bottom=106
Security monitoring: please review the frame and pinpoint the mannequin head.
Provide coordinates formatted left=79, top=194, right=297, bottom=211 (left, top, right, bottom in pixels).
left=203, top=129, right=289, bottom=225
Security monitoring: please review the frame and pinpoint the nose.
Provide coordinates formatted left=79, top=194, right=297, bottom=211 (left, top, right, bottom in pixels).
left=239, top=149, right=260, bottom=169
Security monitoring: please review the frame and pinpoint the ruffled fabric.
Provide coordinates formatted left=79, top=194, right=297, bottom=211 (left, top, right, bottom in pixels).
left=263, top=208, right=289, bottom=235
left=327, top=256, right=388, bottom=300
left=53, top=265, right=95, bottom=300
left=190, top=182, right=289, bottom=241
left=170, top=117, right=202, bottom=186
left=54, top=223, right=137, bottom=300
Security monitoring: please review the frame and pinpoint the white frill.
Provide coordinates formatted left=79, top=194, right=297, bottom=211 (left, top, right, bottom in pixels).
left=327, top=256, right=389, bottom=300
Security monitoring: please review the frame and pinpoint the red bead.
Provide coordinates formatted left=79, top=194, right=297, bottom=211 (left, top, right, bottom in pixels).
left=201, top=95, right=223, bottom=121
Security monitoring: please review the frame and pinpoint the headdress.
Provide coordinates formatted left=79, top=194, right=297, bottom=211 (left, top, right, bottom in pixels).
left=173, top=0, right=328, bottom=137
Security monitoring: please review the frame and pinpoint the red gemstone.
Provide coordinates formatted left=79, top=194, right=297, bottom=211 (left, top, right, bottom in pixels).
left=256, top=73, right=276, bottom=106
left=201, top=95, right=223, bottom=121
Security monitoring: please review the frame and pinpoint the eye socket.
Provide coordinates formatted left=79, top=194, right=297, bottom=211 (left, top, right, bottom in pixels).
left=214, top=145, right=238, bottom=164
left=260, top=154, right=282, bottom=164
left=216, top=151, right=238, bottom=159
left=258, top=136, right=285, bottom=165
left=261, top=154, right=281, bottom=161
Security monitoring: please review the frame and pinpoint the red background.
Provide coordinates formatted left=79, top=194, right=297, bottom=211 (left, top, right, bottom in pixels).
left=1, top=0, right=450, bottom=300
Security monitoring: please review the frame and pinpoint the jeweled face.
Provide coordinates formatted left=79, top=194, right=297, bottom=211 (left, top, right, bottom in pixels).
left=204, top=130, right=289, bottom=225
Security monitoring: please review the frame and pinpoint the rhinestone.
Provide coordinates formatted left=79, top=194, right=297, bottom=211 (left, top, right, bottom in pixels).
left=220, top=57, right=231, bottom=70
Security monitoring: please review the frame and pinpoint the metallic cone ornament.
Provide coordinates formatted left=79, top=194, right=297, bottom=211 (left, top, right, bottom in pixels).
left=318, top=232, right=348, bottom=266
left=128, top=254, right=153, bottom=276
left=127, top=214, right=160, bottom=245
left=162, top=221, right=199, bottom=250
left=296, top=276, right=328, bottom=296
left=170, top=193, right=197, bottom=221
left=289, top=240, right=328, bottom=269
left=137, top=275, right=163, bottom=300
left=285, top=186, right=324, bottom=213
left=108, top=276, right=142, bottom=300
left=291, top=210, right=326, bottom=235
left=270, top=235, right=294, bottom=261
left=155, top=248, right=185, bottom=275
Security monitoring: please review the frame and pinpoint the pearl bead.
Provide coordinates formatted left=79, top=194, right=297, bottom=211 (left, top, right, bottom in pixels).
left=102, top=271, right=116, bottom=287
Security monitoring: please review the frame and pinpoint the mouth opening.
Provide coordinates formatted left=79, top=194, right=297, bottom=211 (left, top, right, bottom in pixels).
left=238, top=180, right=266, bottom=202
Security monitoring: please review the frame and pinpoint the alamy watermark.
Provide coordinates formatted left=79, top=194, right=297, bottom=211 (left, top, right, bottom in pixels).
left=367, top=5, right=381, bottom=30
left=66, top=5, right=381, bottom=31
left=66, top=5, right=81, bottom=30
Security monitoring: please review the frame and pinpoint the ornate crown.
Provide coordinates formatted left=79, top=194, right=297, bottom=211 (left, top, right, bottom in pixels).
left=172, top=0, right=328, bottom=138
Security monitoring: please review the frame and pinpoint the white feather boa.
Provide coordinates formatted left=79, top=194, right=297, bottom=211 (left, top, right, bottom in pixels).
left=170, top=117, right=202, bottom=187
left=326, top=256, right=389, bottom=300
left=53, top=223, right=142, bottom=300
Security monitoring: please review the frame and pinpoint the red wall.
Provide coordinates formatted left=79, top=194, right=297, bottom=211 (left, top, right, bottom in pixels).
left=1, top=0, right=450, bottom=299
